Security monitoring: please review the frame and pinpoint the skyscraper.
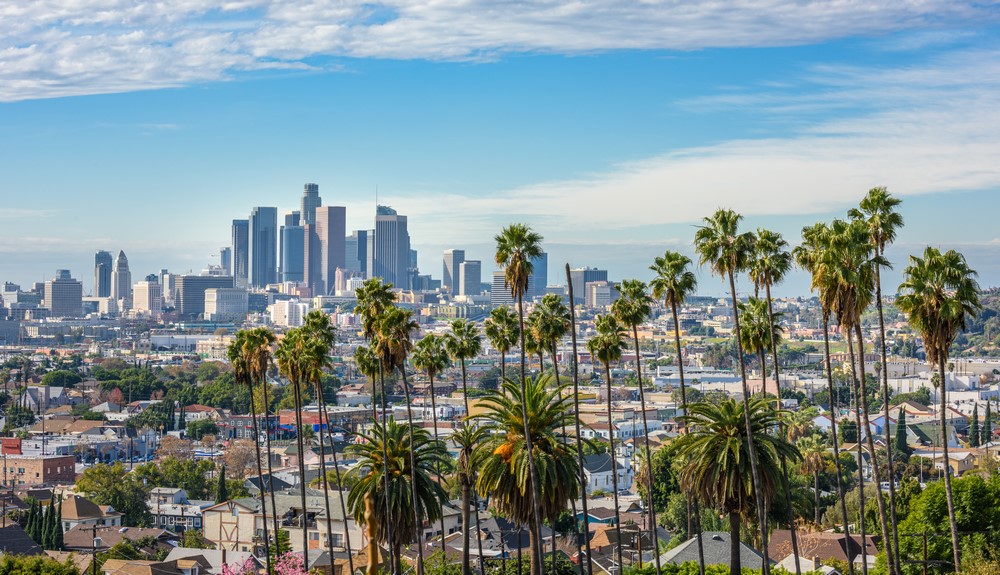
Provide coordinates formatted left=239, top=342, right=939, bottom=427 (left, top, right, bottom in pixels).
left=300, top=183, right=321, bottom=226
left=530, top=252, right=548, bottom=298
left=111, top=250, right=132, bottom=311
left=94, top=251, right=112, bottom=297
left=43, top=270, right=83, bottom=317
left=305, top=206, right=346, bottom=295
left=280, top=211, right=304, bottom=283
left=220, top=247, right=232, bottom=276
left=248, top=207, right=278, bottom=288
left=231, top=219, right=249, bottom=288
left=458, top=260, right=481, bottom=297
left=133, top=279, right=162, bottom=318
left=442, top=249, right=465, bottom=292
left=345, top=230, right=370, bottom=276
left=568, top=267, right=608, bottom=304
left=372, top=206, right=410, bottom=288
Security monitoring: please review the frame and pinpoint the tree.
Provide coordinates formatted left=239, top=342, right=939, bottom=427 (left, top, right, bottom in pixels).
left=484, top=306, right=520, bottom=385
left=897, top=246, right=983, bottom=573
left=217, top=464, right=229, bottom=503
left=40, top=370, right=81, bottom=388
left=186, top=419, right=218, bottom=441
left=223, top=439, right=259, bottom=480
left=494, top=222, right=546, bottom=575
left=970, top=404, right=981, bottom=448
left=346, top=418, right=449, bottom=575
left=0, top=554, right=79, bottom=575
left=275, top=328, right=313, bottom=566
left=895, top=408, right=912, bottom=459
left=674, top=397, right=800, bottom=575
left=453, top=424, right=490, bottom=575
left=797, top=434, right=828, bottom=525
left=694, top=208, right=771, bottom=574
left=984, top=403, right=993, bottom=446
left=76, top=462, right=151, bottom=526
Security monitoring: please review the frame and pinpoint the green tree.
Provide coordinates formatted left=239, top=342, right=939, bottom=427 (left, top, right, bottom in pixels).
left=484, top=306, right=520, bottom=384
left=970, top=404, right=981, bottom=448
left=454, top=424, right=490, bottom=575
left=216, top=464, right=229, bottom=503
left=895, top=408, right=912, bottom=459
left=796, top=434, right=828, bottom=525
left=185, top=419, right=218, bottom=441
left=76, top=462, right=151, bottom=526
left=897, top=246, right=983, bottom=573
left=673, top=397, right=800, bottom=575
left=0, top=554, right=79, bottom=575
left=40, top=370, right=82, bottom=388
left=983, top=403, right=992, bottom=446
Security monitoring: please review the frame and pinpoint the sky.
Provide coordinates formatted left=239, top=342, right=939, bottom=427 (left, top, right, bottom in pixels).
left=3, top=1, right=1000, bottom=298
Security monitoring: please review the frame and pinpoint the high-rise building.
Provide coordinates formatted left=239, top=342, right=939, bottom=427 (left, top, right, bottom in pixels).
left=133, top=279, right=162, bottom=318
left=248, top=207, right=278, bottom=288
left=94, top=251, right=113, bottom=298
left=43, top=270, right=82, bottom=317
left=585, top=281, right=616, bottom=308
left=530, top=252, right=548, bottom=298
left=344, top=230, right=369, bottom=275
left=270, top=300, right=310, bottom=328
left=372, top=206, right=410, bottom=288
left=220, top=247, right=232, bottom=276
left=231, top=219, right=249, bottom=288
left=204, top=288, right=249, bottom=321
left=175, top=275, right=234, bottom=319
left=568, top=267, right=607, bottom=304
left=300, top=183, right=321, bottom=227
left=111, top=251, right=132, bottom=311
left=491, top=271, right=514, bottom=306
left=443, top=249, right=465, bottom=291
left=458, top=260, right=481, bottom=297
left=305, top=206, right=346, bottom=295
left=280, top=211, right=304, bottom=283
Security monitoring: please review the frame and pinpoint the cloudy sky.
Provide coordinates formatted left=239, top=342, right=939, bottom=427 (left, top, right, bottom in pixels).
left=3, top=1, right=1000, bottom=297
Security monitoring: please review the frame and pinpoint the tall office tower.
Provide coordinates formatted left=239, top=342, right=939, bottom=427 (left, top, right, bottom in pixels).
left=344, top=230, right=369, bottom=275
left=305, top=206, right=346, bottom=295
left=458, top=260, right=481, bottom=297
left=300, top=183, right=321, bottom=226
left=280, top=211, right=304, bottom=283
left=160, top=270, right=176, bottom=307
left=365, top=231, right=375, bottom=279
left=442, top=249, right=465, bottom=291
left=220, top=247, right=232, bottom=276
left=204, top=288, right=248, bottom=321
left=530, top=252, right=548, bottom=298
left=133, top=279, right=162, bottom=319
left=248, top=207, right=278, bottom=288
left=491, top=271, right=514, bottom=306
left=175, top=275, right=235, bottom=319
left=111, top=250, right=132, bottom=311
left=231, top=219, right=249, bottom=288
left=94, top=251, right=113, bottom=297
left=372, top=206, right=410, bottom=288
left=568, top=267, right=608, bottom=304
left=43, top=270, right=83, bottom=317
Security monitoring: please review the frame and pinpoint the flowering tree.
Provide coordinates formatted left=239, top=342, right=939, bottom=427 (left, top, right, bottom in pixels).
left=220, top=558, right=256, bottom=575
left=274, top=553, right=310, bottom=575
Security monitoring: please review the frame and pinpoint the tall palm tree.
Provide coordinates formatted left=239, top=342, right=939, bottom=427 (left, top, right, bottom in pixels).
left=242, top=327, right=282, bottom=555
left=737, top=297, right=784, bottom=396
left=373, top=306, right=426, bottom=575
left=650, top=249, right=705, bottom=575
left=411, top=334, right=452, bottom=569
left=849, top=187, right=904, bottom=574
left=444, top=319, right=486, bottom=573
left=796, top=434, right=828, bottom=525
left=896, top=246, right=982, bottom=574
left=453, top=423, right=490, bottom=575
left=475, top=374, right=583, bottom=575
left=693, top=208, right=771, bottom=574
left=485, top=306, right=520, bottom=384
left=275, top=328, right=313, bottom=565
left=586, top=315, right=627, bottom=571
left=674, top=397, right=800, bottom=575
left=301, top=311, right=353, bottom=573
left=495, top=223, right=546, bottom=575
left=346, top=417, right=449, bottom=575
left=226, top=332, right=271, bottom=573
left=823, top=218, right=893, bottom=574
left=355, top=346, right=380, bottom=423
left=611, top=279, right=660, bottom=573
left=794, top=222, right=854, bottom=575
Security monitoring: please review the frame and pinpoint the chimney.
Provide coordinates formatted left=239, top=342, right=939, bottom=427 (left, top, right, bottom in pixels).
left=813, top=557, right=822, bottom=567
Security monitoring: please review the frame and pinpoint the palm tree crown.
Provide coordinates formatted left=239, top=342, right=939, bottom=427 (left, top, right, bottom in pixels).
left=495, top=224, right=544, bottom=299
left=411, top=334, right=451, bottom=382
left=737, top=297, right=784, bottom=360
left=849, top=186, right=904, bottom=254
left=694, top=209, right=755, bottom=278
left=650, top=250, right=697, bottom=310
left=749, top=228, right=792, bottom=295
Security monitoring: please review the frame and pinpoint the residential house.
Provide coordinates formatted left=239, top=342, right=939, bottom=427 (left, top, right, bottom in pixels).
left=581, top=453, right=634, bottom=494
left=660, top=532, right=770, bottom=568
left=0, top=524, right=43, bottom=556
left=64, top=525, right=177, bottom=554
left=769, top=530, right=878, bottom=569
left=61, top=495, right=122, bottom=531
left=149, top=488, right=207, bottom=531
left=164, top=548, right=264, bottom=575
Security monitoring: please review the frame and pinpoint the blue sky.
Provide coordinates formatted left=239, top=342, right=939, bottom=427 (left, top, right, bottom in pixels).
left=2, top=1, right=1000, bottom=298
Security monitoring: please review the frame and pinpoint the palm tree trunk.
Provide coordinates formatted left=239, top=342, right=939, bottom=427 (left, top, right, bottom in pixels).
left=874, top=265, right=901, bottom=575
left=565, top=271, right=594, bottom=575
left=814, top=471, right=820, bottom=525
left=425, top=372, right=448, bottom=569
left=764, top=282, right=801, bottom=575
left=823, top=314, right=855, bottom=575
left=399, top=367, right=425, bottom=575
left=377, top=364, right=396, bottom=574
left=846, top=331, right=868, bottom=575
left=727, top=272, right=771, bottom=575
left=462, top=482, right=472, bottom=575
left=516, top=293, right=545, bottom=575
left=248, top=384, right=271, bottom=572
left=604, top=362, right=624, bottom=573
left=631, top=324, right=662, bottom=575
left=458, top=358, right=486, bottom=575
left=316, top=384, right=352, bottom=574
left=729, top=510, right=741, bottom=575
left=939, top=359, right=961, bottom=573
left=550, top=340, right=585, bottom=575
left=260, top=378, right=281, bottom=557
left=671, top=300, right=705, bottom=575
left=292, top=377, right=309, bottom=567
left=855, top=323, right=893, bottom=575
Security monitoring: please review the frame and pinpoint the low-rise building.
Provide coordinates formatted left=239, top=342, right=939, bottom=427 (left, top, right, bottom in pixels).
left=0, top=455, right=75, bottom=487
left=61, top=495, right=122, bottom=531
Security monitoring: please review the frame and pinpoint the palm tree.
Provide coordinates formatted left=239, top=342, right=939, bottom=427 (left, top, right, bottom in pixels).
left=896, top=246, right=982, bottom=574
left=693, top=208, right=771, bottom=574
left=611, top=279, right=660, bottom=572
left=373, top=306, right=426, bottom=575
left=346, top=417, right=450, bottom=575
left=737, top=297, right=784, bottom=395
left=475, top=374, right=583, bottom=575
left=444, top=319, right=486, bottom=573
left=495, top=223, right=546, bottom=575
left=796, top=434, right=828, bottom=525
left=650, top=249, right=705, bottom=575
left=275, top=328, right=313, bottom=565
left=849, top=187, right=904, bottom=574
left=242, top=327, right=282, bottom=555
left=453, top=423, right=490, bottom=575
left=794, top=223, right=854, bottom=575
left=586, top=315, right=627, bottom=571
left=355, top=345, right=380, bottom=422
left=226, top=332, right=271, bottom=573
left=485, top=306, right=520, bottom=384
left=823, top=218, right=893, bottom=573
left=301, top=310, right=353, bottom=573
left=674, top=397, right=800, bottom=575
left=411, top=334, right=452, bottom=568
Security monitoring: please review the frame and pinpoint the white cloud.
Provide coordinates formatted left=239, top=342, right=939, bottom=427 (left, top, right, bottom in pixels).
left=1, top=1, right=996, bottom=101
